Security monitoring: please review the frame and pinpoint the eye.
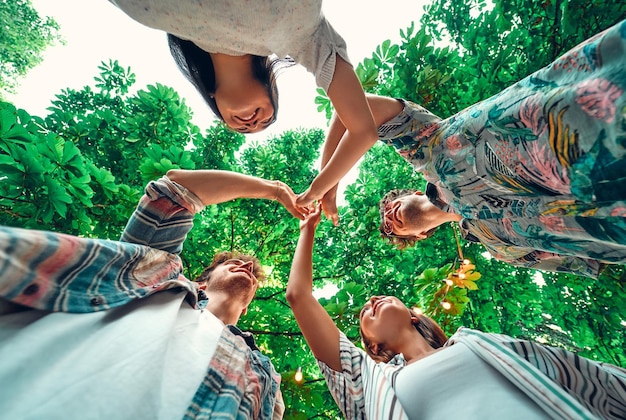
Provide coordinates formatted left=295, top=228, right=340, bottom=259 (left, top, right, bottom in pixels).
left=261, top=116, right=275, bottom=126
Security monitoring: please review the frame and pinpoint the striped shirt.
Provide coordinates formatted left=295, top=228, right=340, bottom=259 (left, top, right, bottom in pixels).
left=318, top=328, right=626, bottom=419
left=0, top=176, right=284, bottom=419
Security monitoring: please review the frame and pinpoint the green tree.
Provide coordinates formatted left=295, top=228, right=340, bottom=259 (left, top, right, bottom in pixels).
left=0, top=0, right=62, bottom=97
left=3, top=0, right=626, bottom=417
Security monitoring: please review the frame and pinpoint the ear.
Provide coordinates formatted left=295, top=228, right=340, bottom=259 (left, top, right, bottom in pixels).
left=241, top=306, right=248, bottom=316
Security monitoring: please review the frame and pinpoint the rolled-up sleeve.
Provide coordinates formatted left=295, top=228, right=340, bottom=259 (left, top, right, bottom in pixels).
left=120, top=176, right=205, bottom=254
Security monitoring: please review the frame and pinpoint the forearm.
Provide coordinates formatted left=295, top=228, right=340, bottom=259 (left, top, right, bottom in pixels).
left=321, top=95, right=403, bottom=169
left=287, top=224, right=341, bottom=370
left=321, top=113, right=347, bottom=169
left=315, top=95, right=405, bottom=195
left=286, top=228, right=316, bottom=299
left=310, top=129, right=379, bottom=197
left=166, top=169, right=279, bottom=206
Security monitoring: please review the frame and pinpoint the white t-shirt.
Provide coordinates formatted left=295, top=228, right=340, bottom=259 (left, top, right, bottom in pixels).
left=395, top=342, right=549, bottom=419
left=109, top=0, right=350, bottom=91
left=0, top=290, right=223, bottom=420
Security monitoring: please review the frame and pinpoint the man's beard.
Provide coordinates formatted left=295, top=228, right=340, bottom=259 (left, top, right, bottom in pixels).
left=207, top=274, right=255, bottom=299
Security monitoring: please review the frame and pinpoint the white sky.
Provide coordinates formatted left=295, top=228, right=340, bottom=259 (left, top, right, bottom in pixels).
left=8, top=1, right=425, bottom=194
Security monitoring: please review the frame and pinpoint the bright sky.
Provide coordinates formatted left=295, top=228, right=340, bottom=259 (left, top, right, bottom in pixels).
left=8, top=1, right=425, bottom=197
left=10, top=0, right=424, bottom=136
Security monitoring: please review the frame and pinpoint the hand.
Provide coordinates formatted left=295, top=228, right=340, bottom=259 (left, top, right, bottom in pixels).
left=320, top=185, right=339, bottom=226
left=296, top=184, right=324, bottom=208
left=299, top=203, right=322, bottom=232
left=275, top=181, right=311, bottom=220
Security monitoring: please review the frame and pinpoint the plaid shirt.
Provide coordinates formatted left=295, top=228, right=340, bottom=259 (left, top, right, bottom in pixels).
left=0, top=176, right=284, bottom=419
left=319, top=329, right=626, bottom=419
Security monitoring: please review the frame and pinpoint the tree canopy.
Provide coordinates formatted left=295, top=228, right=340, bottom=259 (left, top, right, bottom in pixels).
left=0, top=0, right=62, bottom=97
left=2, top=1, right=625, bottom=418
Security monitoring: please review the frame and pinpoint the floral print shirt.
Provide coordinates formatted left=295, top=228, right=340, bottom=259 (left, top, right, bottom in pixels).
left=379, top=20, right=626, bottom=278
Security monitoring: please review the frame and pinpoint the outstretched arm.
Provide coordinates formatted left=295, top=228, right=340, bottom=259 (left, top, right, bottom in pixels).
left=302, top=92, right=404, bottom=223
left=296, top=57, right=378, bottom=206
left=121, top=170, right=308, bottom=253
left=167, top=169, right=308, bottom=219
left=286, top=205, right=342, bottom=371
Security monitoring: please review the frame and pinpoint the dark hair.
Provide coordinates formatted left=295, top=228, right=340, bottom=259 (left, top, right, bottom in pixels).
left=194, top=251, right=266, bottom=285
left=360, top=308, right=448, bottom=363
left=167, top=34, right=291, bottom=126
left=378, top=188, right=437, bottom=250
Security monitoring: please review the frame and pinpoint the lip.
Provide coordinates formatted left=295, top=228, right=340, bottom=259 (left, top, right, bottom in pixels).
left=234, top=108, right=259, bottom=123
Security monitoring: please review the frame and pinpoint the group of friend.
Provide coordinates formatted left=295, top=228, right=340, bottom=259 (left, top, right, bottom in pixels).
left=1, top=1, right=625, bottom=418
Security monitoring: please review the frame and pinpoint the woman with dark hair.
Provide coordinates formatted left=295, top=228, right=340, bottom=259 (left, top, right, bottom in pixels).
left=287, top=206, right=626, bottom=419
left=109, top=0, right=379, bottom=151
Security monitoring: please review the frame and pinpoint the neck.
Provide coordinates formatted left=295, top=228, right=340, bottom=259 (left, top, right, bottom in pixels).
left=420, top=202, right=462, bottom=230
left=209, top=52, right=254, bottom=88
left=204, top=291, right=241, bottom=325
left=395, top=327, right=439, bottom=364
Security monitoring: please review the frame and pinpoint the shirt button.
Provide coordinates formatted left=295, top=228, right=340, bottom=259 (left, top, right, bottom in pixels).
left=90, top=297, right=103, bottom=306
left=23, top=284, right=40, bottom=296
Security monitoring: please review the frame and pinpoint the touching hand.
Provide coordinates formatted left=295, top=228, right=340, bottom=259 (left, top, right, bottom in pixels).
left=299, top=203, right=322, bottom=232
left=296, top=185, right=324, bottom=208
left=275, top=181, right=311, bottom=220
left=320, top=185, right=339, bottom=226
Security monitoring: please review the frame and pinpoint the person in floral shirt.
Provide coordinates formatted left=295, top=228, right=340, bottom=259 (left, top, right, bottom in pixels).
left=379, top=184, right=626, bottom=278
left=308, top=20, right=626, bottom=277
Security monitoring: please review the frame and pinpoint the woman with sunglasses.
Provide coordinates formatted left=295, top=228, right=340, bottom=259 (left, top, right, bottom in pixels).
left=297, top=20, right=626, bottom=236
left=287, top=205, right=626, bottom=419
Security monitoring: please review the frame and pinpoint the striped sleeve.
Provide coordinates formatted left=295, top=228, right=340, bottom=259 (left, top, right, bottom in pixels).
left=509, top=340, right=626, bottom=419
left=0, top=225, right=191, bottom=313
left=317, top=331, right=408, bottom=420
left=317, top=332, right=367, bottom=419
left=452, top=329, right=626, bottom=419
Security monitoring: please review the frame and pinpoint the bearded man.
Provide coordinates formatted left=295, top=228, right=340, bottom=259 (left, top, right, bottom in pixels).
left=0, top=169, right=307, bottom=419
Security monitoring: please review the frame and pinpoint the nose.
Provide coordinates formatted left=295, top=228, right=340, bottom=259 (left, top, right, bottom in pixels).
left=240, top=260, right=254, bottom=270
left=242, top=119, right=258, bottom=129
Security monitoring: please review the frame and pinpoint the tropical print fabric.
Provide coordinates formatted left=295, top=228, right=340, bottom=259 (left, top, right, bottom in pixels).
left=379, top=20, right=626, bottom=276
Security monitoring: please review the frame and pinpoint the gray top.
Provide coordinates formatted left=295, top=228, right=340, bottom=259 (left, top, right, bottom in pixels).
left=110, top=0, right=350, bottom=91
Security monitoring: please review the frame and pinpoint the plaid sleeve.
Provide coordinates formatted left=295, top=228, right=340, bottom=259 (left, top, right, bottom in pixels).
left=120, top=176, right=205, bottom=254
left=0, top=225, right=190, bottom=313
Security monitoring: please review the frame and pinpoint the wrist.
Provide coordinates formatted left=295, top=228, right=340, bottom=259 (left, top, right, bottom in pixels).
left=272, top=180, right=281, bottom=201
